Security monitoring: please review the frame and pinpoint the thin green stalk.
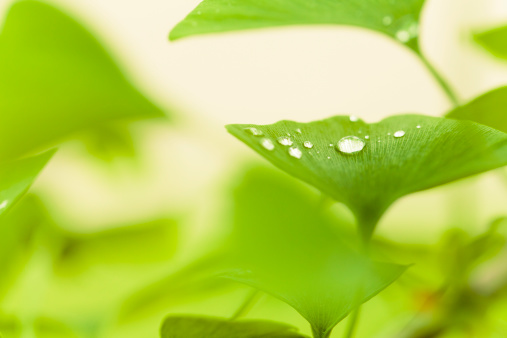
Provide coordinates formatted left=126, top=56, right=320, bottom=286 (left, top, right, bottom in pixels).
left=311, top=327, right=332, bottom=338
left=418, top=54, right=460, bottom=108
left=343, top=307, right=361, bottom=338
left=230, top=290, right=261, bottom=321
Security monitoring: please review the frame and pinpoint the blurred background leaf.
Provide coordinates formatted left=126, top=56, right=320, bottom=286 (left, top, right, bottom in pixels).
left=222, top=167, right=406, bottom=338
left=0, top=0, right=167, bottom=161
left=475, top=24, right=507, bottom=61
left=0, top=150, right=54, bottom=219
left=160, top=315, right=309, bottom=338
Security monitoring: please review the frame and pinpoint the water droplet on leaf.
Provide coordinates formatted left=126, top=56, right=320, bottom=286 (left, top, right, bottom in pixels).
left=0, top=200, right=8, bottom=209
left=295, top=128, right=302, bottom=134
left=288, top=147, right=302, bottom=159
left=416, top=125, right=421, bottom=129
left=261, top=138, right=275, bottom=151
left=383, top=15, right=393, bottom=26
left=337, top=136, right=366, bottom=154
left=349, top=115, right=359, bottom=122
left=365, top=135, right=369, bottom=139
left=244, top=127, right=263, bottom=136
left=394, top=130, right=405, bottom=138
left=277, top=136, right=293, bottom=146
left=303, top=141, right=313, bottom=149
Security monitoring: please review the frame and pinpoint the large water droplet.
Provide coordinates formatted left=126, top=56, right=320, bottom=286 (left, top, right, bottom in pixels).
left=337, top=136, right=366, bottom=154
left=288, top=147, right=302, bottom=159
left=261, top=138, right=275, bottom=151
left=244, top=127, right=263, bottom=136
left=303, top=141, right=313, bottom=149
left=394, top=130, right=405, bottom=138
left=277, top=136, right=293, bottom=146
left=349, top=115, right=359, bottom=122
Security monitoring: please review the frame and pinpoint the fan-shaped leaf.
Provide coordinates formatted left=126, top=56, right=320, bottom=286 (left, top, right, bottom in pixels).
left=447, top=87, right=507, bottom=133
left=0, top=1, right=165, bottom=161
left=170, top=0, right=425, bottom=52
left=160, top=315, right=308, bottom=338
left=225, top=167, right=406, bottom=337
left=227, top=115, right=507, bottom=240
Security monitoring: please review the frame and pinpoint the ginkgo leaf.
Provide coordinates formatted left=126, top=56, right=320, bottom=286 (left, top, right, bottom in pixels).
left=224, top=167, right=406, bottom=338
left=447, top=87, right=507, bottom=133
left=475, top=25, right=507, bottom=60
left=227, top=115, right=507, bottom=241
left=0, top=150, right=54, bottom=219
left=170, top=0, right=425, bottom=52
left=0, top=1, right=165, bottom=161
left=160, top=315, right=309, bottom=338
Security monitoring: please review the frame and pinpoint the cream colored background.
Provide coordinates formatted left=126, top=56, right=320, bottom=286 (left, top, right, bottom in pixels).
left=1, top=0, right=507, bottom=258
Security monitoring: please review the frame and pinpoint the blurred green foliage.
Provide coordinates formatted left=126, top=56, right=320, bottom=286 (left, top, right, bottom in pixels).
left=0, top=0, right=165, bottom=161
left=1, top=0, right=507, bottom=337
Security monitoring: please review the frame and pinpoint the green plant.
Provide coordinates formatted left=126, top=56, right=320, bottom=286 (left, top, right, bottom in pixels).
left=156, top=0, right=507, bottom=337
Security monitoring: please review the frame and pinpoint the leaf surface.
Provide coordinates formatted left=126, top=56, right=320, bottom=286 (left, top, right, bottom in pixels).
left=160, top=315, right=308, bottom=338
left=227, top=115, right=507, bottom=239
left=170, top=0, right=425, bottom=52
left=475, top=25, right=507, bottom=60
left=0, top=1, right=165, bottom=161
left=447, top=87, right=507, bottom=134
left=225, top=167, right=406, bottom=337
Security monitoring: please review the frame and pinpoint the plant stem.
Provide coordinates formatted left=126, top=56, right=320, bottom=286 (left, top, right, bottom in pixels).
left=417, top=53, right=460, bottom=108
left=343, top=307, right=361, bottom=338
left=230, top=289, right=261, bottom=321
left=311, top=327, right=331, bottom=338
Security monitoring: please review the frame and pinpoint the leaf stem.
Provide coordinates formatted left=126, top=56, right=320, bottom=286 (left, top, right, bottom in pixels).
left=343, top=307, right=361, bottom=338
left=417, top=53, right=460, bottom=107
left=230, top=289, right=261, bottom=321
left=311, top=327, right=331, bottom=338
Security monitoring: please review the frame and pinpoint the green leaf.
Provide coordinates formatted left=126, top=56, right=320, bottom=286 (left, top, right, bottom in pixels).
left=160, top=315, right=309, bottom=338
left=475, top=25, right=507, bottom=60
left=0, top=1, right=165, bottom=161
left=169, top=0, right=425, bottom=52
left=447, top=87, right=507, bottom=133
left=227, top=115, right=507, bottom=240
left=0, top=150, right=54, bottom=219
left=55, top=218, right=178, bottom=275
left=225, top=167, right=406, bottom=337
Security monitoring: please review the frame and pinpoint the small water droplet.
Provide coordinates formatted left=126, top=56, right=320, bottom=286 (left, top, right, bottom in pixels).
left=0, top=200, right=8, bottom=209
left=327, top=156, right=331, bottom=159
left=365, top=135, right=369, bottom=139
left=303, top=141, right=313, bottom=149
left=416, top=125, right=421, bottom=129
left=336, top=136, right=366, bottom=154
left=382, top=15, right=393, bottom=26
left=377, top=140, right=381, bottom=143
left=396, top=30, right=410, bottom=43
left=261, top=138, right=275, bottom=151
left=329, top=144, right=333, bottom=147
left=394, top=130, right=405, bottom=138
left=244, top=127, right=263, bottom=136
left=349, top=115, right=359, bottom=122
left=277, top=136, right=293, bottom=146
left=295, top=128, right=302, bottom=134
left=288, top=147, right=302, bottom=159
left=387, top=133, right=391, bottom=135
